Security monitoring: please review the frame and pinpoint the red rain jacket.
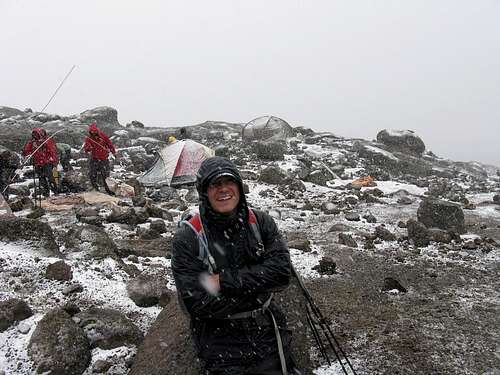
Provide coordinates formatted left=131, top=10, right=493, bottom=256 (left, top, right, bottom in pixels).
left=83, top=123, right=116, bottom=161
left=23, top=128, right=59, bottom=167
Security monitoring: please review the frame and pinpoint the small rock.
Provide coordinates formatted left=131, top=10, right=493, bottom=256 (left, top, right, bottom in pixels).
left=462, top=240, right=478, bottom=250
left=375, top=225, right=396, bottom=241
left=344, top=212, right=360, bottom=221
left=93, top=359, right=113, bottom=373
left=363, top=213, right=377, bottom=223
left=397, top=221, right=406, bottom=228
left=62, top=283, right=83, bottom=296
left=17, top=322, right=31, bottom=334
left=312, top=257, right=336, bottom=275
left=288, top=239, right=312, bottom=252
left=397, top=196, right=413, bottom=205
left=45, top=260, right=72, bottom=281
left=328, top=223, right=351, bottom=232
left=382, top=277, right=407, bottom=293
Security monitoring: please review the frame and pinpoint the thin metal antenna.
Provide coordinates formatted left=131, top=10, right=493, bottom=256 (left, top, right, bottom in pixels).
left=39, top=65, right=76, bottom=113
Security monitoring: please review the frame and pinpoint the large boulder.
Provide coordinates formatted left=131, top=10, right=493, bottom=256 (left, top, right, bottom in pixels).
left=407, top=219, right=430, bottom=247
left=129, top=292, right=200, bottom=375
left=78, top=106, right=122, bottom=134
left=74, top=308, right=143, bottom=349
left=126, top=274, right=170, bottom=307
left=376, top=129, right=426, bottom=156
left=259, top=166, right=289, bottom=185
left=0, top=298, right=33, bottom=332
left=28, top=308, right=91, bottom=375
left=0, top=216, right=61, bottom=257
left=0, top=106, right=24, bottom=120
left=129, top=280, right=312, bottom=374
left=417, top=198, right=466, bottom=234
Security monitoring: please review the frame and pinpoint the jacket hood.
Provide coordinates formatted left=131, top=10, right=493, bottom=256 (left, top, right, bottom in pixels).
left=196, top=156, right=248, bottom=221
left=88, top=123, right=99, bottom=134
left=32, top=128, right=44, bottom=139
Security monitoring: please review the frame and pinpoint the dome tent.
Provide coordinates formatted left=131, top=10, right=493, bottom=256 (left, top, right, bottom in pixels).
left=242, top=115, right=294, bottom=142
left=138, top=140, right=214, bottom=187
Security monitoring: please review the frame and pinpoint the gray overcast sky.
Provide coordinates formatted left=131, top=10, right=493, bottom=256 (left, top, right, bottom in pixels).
left=2, top=1, right=499, bottom=166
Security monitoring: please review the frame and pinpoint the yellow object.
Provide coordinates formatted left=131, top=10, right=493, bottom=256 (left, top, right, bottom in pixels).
left=168, top=135, right=177, bottom=143
left=52, top=167, right=60, bottom=185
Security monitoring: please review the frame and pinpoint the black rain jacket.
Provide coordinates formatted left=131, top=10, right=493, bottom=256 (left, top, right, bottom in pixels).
left=172, top=157, right=294, bottom=373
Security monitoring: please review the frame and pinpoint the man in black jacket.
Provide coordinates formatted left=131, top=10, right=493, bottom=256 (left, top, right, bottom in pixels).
left=172, top=156, right=300, bottom=375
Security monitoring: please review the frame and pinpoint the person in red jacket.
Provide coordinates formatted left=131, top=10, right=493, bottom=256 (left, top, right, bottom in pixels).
left=83, top=123, right=116, bottom=194
left=23, top=128, right=59, bottom=197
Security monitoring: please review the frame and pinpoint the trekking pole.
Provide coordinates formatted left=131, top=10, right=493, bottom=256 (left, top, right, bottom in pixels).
left=291, top=265, right=358, bottom=375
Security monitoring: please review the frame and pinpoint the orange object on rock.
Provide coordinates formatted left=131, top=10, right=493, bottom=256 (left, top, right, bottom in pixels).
left=351, top=176, right=376, bottom=187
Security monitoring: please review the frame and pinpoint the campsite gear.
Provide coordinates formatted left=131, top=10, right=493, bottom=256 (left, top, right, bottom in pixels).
left=139, top=139, right=214, bottom=187
left=56, top=143, right=72, bottom=171
left=167, top=135, right=177, bottom=143
left=52, top=166, right=60, bottom=186
left=242, top=115, right=294, bottom=142
left=351, top=176, right=376, bottom=188
left=292, top=265, right=358, bottom=375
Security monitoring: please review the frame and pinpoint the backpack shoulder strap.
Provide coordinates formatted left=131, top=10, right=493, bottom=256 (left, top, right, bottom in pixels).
left=180, top=214, right=216, bottom=274
left=247, top=208, right=264, bottom=254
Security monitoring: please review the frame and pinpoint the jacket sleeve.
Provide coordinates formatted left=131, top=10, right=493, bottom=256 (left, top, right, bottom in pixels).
left=46, top=139, right=58, bottom=164
left=219, top=210, right=291, bottom=296
left=100, top=132, right=116, bottom=154
left=172, top=226, right=260, bottom=319
left=23, top=141, right=32, bottom=157
left=83, top=137, right=92, bottom=153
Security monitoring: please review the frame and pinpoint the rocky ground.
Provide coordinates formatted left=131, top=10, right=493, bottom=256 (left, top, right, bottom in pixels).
left=0, top=105, right=499, bottom=374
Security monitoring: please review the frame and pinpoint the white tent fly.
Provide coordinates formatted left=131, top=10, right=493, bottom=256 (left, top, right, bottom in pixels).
left=138, top=140, right=214, bottom=187
left=242, top=115, right=294, bottom=142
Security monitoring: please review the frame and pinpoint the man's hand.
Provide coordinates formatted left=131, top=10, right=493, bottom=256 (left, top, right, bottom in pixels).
left=200, top=272, right=220, bottom=296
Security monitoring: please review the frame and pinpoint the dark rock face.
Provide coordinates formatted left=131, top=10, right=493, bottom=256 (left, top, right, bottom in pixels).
left=64, top=224, right=119, bottom=259
left=115, top=237, right=172, bottom=258
left=45, top=260, right=73, bottom=281
left=305, top=169, right=333, bottom=186
left=107, top=206, right=149, bottom=226
left=28, top=308, right=91, bottom=375
left=75, top=308, right=143, bottom=349
left=376, top=129, right=425, bottom=156
left=375, top=225, right=397, bottom=241
left=382, top=277, right=408, bottom=293
left=78, top=106, right=122, bottom=134
left=344, top=212, right=361, bottom=221
left=127, top=274, right=170, bottom=307
left=0, top=216, right=61, bottom=257
left=259, top=166, right=288, bottom=185
left=0, top=298, right=33, bottom=332
left=128, top=293, right=201, bottom=375
left=417, top=198, right=466, bottom=234
left=428, top=228, right=453, bottom=244
left=407, top=219, right=430, bottom=247
left=339, top=233, right=358, bottom=248
left=252, top=141, right=286, bottom=161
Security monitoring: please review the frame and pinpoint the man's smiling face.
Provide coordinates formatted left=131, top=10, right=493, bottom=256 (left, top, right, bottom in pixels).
left=207, top=176, right=240, bottom=214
